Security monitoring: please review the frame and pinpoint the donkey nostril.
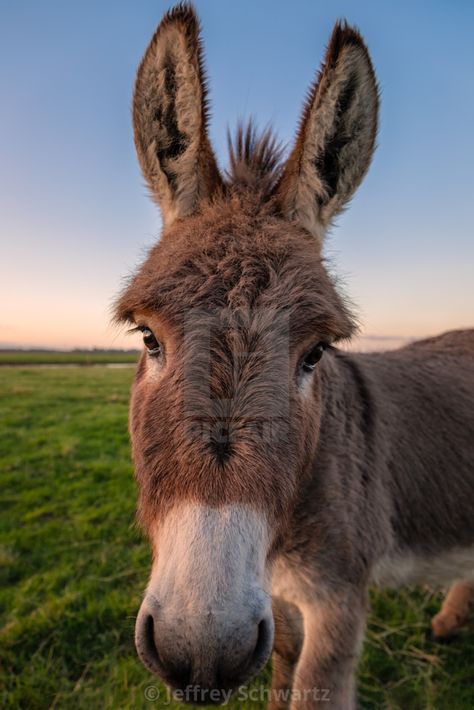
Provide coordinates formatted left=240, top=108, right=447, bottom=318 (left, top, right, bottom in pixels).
left=230, top=616, right=273, bottom=685
left=137, top=612, right=192, bottom=688
left=251, top=618, right=272, bottom=669
left=144, top=614, right=154, bottom=646
left=239, top=616, right=273, bottom=682
left=140, top=614, right=162, bottom=671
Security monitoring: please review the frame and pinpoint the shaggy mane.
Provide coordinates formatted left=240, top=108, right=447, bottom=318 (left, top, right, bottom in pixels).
left=226, top=121, right=285, bottom=195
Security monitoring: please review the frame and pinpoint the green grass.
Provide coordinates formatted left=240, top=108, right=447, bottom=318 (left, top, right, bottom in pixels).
left=0, top=351, right=138, bottom=365
left=0, top=368, right=473, bottom=709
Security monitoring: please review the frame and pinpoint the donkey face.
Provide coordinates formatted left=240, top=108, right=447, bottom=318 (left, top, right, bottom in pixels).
left=116, top=4, right=378, bottom=701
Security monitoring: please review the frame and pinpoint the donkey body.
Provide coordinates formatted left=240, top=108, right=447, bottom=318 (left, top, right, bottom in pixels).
left=271, top=331, right=474, bottom=707
left=117, top=6, right=474, bottom=708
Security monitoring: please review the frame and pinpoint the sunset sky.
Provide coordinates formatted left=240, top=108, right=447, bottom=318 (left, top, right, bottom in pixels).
left=1, top=0, right=473, bottom=350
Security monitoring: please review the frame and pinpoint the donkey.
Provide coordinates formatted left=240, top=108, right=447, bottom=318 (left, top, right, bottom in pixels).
left=115, top=5, right=474, bottom=708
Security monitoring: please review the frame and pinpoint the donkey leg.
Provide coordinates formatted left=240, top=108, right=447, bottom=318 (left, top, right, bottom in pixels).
left=289, top=590, right=367, bottom=710
left=431, top=579, right=474, bottom=639
left=269, top=597, right=304, bottom=710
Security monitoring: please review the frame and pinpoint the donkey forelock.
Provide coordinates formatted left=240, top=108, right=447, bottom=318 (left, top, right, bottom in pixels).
left=115, top=194, right=356, bottom=336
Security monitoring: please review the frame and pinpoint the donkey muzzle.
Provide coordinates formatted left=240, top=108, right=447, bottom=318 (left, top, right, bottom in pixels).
left=134, top=504, right=273, bottom=701
left=135, top=593, right=274, bottom=702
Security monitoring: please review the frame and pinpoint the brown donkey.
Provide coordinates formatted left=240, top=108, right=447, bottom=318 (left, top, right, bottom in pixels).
left=116, top=5, right=474, bottom=708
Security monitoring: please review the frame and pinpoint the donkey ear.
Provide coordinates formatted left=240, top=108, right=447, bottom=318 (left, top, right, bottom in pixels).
left=133, top=4, right=223, bottom=226
left=275, top=22, right=379, bottom=240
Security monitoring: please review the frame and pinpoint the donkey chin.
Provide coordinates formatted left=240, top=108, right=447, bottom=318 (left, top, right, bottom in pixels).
left=134, top=504, right=274, bottom=703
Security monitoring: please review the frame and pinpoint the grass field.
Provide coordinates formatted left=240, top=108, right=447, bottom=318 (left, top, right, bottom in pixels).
left=1, top=367, right=473, bottom=709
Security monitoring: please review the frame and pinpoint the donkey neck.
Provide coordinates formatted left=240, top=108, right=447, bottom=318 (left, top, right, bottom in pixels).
left=295, top=343, right=474, bottom=566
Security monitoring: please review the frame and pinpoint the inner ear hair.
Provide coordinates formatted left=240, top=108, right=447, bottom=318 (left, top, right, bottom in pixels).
left=133, top=3, right=223, bottom=226
left=275, top=21, right=379, bottom=240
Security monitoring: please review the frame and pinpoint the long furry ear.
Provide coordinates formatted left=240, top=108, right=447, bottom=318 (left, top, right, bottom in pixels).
left=133, top=3, right=223, bottom=226
left=275, top=21, right=379, bottom=241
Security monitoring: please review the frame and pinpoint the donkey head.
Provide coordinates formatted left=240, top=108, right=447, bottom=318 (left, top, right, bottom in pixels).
left=116, top=4, right=378, bottom=701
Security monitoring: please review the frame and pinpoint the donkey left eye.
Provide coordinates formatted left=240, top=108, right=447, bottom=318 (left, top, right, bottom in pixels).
left=140, top=327, right=161, bottom=356
left=301, top=342, right=326, bottom=373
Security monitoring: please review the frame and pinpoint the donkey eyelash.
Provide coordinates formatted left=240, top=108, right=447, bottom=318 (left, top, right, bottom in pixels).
left=127, top=325, right=148, bottom=335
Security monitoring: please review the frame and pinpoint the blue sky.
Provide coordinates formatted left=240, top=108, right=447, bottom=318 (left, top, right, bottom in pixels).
left=1, top=0, right=473, bottom=349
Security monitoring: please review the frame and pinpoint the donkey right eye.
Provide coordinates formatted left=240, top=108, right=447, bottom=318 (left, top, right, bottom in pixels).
left=301, top=342, right=326, bottom=373
left=140, top=327, right=162, bottom=356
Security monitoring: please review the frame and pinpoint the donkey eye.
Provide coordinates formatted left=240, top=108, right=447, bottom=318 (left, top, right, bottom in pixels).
left=301, top=342, right=326, bottom=373
left=140, top=327, right=161, bottom=356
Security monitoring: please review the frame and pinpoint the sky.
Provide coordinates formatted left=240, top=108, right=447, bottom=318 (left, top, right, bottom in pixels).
left=1, top=0, right=473, bottom=350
